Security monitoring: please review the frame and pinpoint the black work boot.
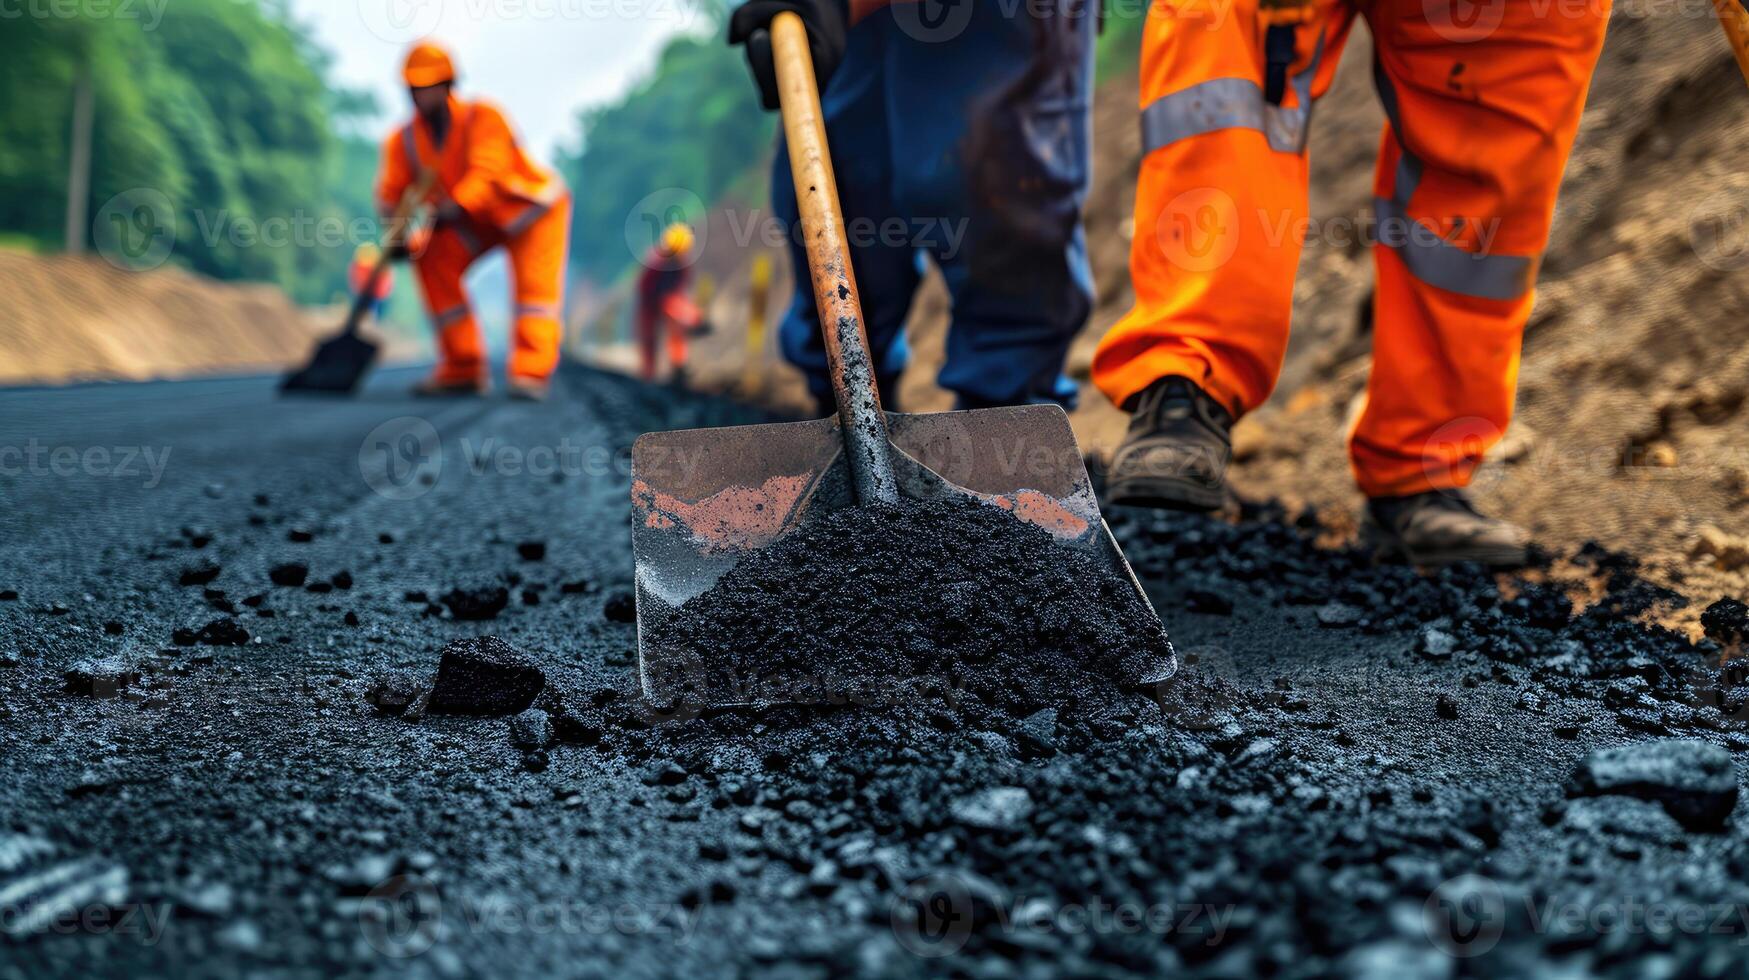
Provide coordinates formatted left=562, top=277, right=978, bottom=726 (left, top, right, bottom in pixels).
left=1105, top=376, right=1234, bottom=512
left=1362, top=489, right=1530, bottom=568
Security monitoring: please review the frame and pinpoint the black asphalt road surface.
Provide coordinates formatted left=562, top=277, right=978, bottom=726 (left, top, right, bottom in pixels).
left=2, top=364, right=1747, bottom=978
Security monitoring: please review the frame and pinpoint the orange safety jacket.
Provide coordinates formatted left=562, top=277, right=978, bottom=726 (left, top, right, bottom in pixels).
left=376, top=94, right=566, bottom=246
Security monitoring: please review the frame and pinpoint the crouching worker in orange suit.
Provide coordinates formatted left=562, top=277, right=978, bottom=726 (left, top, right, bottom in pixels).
left=1091, top=0, right=1609, bottom=567
left=635, top=223, right=705, bottom=383
left=377, top=41, right=571, bottom=401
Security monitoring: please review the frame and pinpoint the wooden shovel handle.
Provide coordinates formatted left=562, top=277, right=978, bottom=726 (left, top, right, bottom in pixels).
left=772, top=10, right=898, bottom=505
left=345, top=169, right=440, bottom=336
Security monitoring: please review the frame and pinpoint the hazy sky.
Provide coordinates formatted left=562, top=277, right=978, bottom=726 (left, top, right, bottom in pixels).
left=288, top=0, right=709, bottom=162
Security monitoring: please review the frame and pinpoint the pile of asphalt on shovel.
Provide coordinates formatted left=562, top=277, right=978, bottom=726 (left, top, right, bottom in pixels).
left=8, top=369, right=1749, bottom=977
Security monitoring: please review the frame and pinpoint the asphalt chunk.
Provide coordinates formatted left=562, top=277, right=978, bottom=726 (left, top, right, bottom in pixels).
left=268, top=563, right=308, bottom=587
left=1701, top=597, right=1748, bottom=647
left=172, top=618, right=250, bottom=647
left=63, top=657, right=140, bottom=697
left=441, top=585, right=511, bottom=621
left=1569, top=739, right=1740, bottom=832
left=427, top=636, right=545, bottom=716
left=178, top=561, right=222, bottom=587
left=602, top=589, right=636, bottom=624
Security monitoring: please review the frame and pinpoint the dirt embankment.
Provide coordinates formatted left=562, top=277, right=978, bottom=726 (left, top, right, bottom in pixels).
left=667, top=11, right=1749, bottom=623
left=0, top=251, right=365, bottom=387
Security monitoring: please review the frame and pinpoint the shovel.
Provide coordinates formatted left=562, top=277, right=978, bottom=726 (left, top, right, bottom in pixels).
left=629, top=11, right=1174, bottom=708
left=280, top=171, right=436, bottom=396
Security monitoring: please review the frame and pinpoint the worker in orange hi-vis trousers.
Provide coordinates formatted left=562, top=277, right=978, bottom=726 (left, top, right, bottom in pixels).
left=377, top=41, right=571, bottom=401
left=1090, top=0, right=1609, bottom=567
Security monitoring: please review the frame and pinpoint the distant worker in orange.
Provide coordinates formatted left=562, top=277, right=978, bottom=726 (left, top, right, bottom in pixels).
left=347, top=243, right=394, bottom=323
left=377, top=41, right=571, bottom=401
left=1093, top=0, right=1609, bottom=567
left=635, top=223, right=705, bottom=383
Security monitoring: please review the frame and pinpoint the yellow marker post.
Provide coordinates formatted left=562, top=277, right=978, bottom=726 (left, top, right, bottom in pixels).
left=695, top=273, right=716, bottom=320
left=743, top=255, right=772, bottom=396
left=1718, top=0, right=1749, bottom=86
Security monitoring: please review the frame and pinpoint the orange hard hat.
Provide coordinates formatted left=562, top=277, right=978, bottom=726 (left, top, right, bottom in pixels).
left=403, top=42, right=456, bottom=88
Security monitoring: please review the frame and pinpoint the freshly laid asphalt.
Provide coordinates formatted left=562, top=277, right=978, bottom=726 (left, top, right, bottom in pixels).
left=2, top=363, right=1746, bottom=979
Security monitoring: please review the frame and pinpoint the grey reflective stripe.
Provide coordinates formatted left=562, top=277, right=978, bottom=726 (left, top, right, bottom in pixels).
left=1374, top=197, right=1533, bottom=301
left=515, top=303, right=560, bottom=320
left=503, top=202, right=549, bottom=238
left=434, top=304, right=470, bottom=326
left=401, top=125, right=418, bottom=167
left=1140, top=31, right=1326, bottom=155
left=1372, top=62, right=1533, bottom=301
left=453, top=222, right=481, bottom=256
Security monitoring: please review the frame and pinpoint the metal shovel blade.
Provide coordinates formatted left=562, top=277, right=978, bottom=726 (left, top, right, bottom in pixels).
left=279, top=329, right=379, bottom=396
left=630, top=403, right=1175, bottom=708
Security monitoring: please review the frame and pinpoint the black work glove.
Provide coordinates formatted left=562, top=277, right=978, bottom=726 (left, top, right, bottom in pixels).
left=727, top=0, right=849, bottom=111
left=385, top=242, right=412, bottom=262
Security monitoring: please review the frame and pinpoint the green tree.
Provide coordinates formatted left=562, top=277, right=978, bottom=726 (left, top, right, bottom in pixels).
left=0, top=0, right=375, bottom=303
left=558, top=27, right=774, bottom=281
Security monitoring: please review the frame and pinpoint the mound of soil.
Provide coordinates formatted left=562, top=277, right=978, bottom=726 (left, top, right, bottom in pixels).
left=661, top=498, right=1173, bottom=711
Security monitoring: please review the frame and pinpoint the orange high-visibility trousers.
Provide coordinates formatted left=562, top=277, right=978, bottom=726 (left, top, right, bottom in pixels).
left=1091, top=0, right=1608, bottom=496
left=413, top=194, right=571, bottom=385
left=636, top=291, right=701, bottom=381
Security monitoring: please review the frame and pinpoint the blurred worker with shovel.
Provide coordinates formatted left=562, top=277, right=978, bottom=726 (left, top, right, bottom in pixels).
left=728, top=0, right=1094, bottom=416
left=377, top=41, right=571, bottom=401
left=636, top=223, right=708, bottom=384
left=1092, top=0, right=1608, bottom=567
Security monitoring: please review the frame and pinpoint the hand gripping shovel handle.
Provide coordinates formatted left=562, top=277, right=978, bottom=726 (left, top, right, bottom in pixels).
left=343, top=169, right=439, bottom=338
left=771, top=11, right=899, bottom=506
